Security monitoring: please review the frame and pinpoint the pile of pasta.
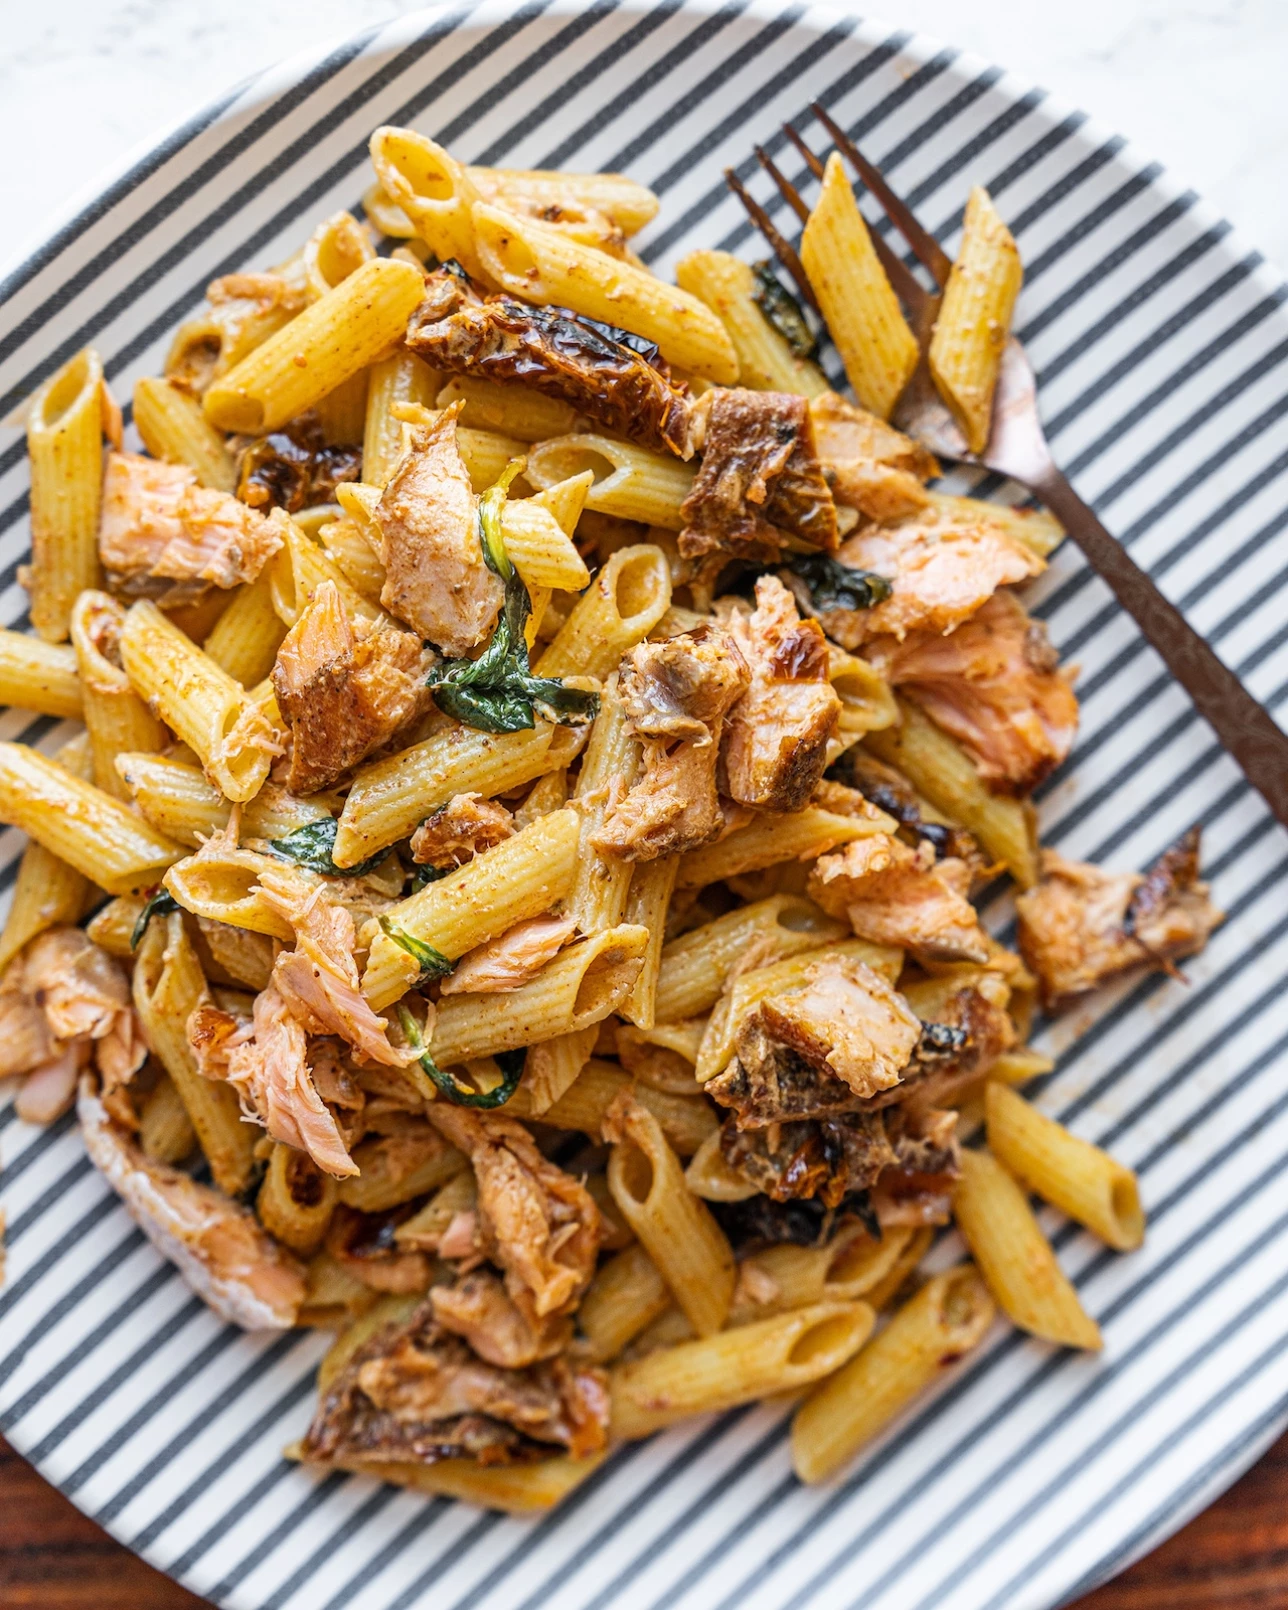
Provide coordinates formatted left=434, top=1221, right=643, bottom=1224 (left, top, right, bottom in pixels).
left=0, top=125, right=1222, bottom=1512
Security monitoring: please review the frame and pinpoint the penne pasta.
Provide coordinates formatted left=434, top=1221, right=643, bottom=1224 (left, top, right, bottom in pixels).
left=137, top=1072, right=198, bottom=1166
left=203, top=258, right=426, bottom=433
left=257, top=1143, right=338, bottom=1255
left=470, top=203, right=739, bottom=382
left=577, top=1242, right=672, bottom=1364
left=525, top=434, right=695, bottom=529
left=132, top=375, right=236, bottom=491
left=985, top=1083, right=1145, bottom=1251
left=611, top=1301, right=874, bottom=1438
left=118, top=600, right=277, bottom=803
left=929, top=187, right=1023, bottom=453
left=0, top=740, right=182, bottom=895
left=791, top=1266, right=995, bottom=1483
left=952, top=1147, right=1102, bottom=1350
left=566, top=680, right=639, bottom=936
left=202, top=570, right=288, bottom=687
left=25, top=348, right=109, bottom=641
left=522, top=1023, right=600, bottom=1117
left=801, top=154, right=919, bottom=420
left=313, top=1450, right=606, bottom=1513
left=676, top=802, right=895, bottom=890
left=925, top=491, right=1063, bottom=561
left=437, top=376, right=580, bottom=442
left=0, top=736, right=95, bottom=973
left=535, top=544, right=672, bottom=680
left=514, top=1056, right=717, bottom=1158
left=619, top=854, right=679, bottom=1029
left=675, top=250, right=829, bottom=397
left=133, top=912, right=257, bottom=1195
left=362, top=349, right=439, bottom=489
left=70, top=591, right=167, bottom=799
left=0, top=630, right=82, bottom=719
left=116, top=752, right=329, bottom=847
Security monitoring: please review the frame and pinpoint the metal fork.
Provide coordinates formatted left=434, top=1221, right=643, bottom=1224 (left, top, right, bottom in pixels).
left=727, top=105, right=1288, bottom=833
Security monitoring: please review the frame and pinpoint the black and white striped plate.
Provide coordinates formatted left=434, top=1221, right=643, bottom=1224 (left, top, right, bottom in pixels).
left=3, top=4, right=1288, bottom=1606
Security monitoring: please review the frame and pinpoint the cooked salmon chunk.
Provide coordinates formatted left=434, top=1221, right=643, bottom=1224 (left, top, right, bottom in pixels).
left=1016, top=828, right=1222, bottom=1006
left=99, top=450, right=286, bottom=605
left=373, top=402, right=503, bottom=657
left=821, top=500, right=1043, bottom=649
left=809, top=391, right=938, bottom=523
left=272, top=580, right=432, bottom=793
left=410, top=793, right=514, bottom=868
left=809, top=833, right=991, bottom=964
left=866, top=590, right=1078, bottom=794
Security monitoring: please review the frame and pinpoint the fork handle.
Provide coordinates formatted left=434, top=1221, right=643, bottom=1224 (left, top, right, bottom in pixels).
left=1031, top=464, right=1288, bottom=831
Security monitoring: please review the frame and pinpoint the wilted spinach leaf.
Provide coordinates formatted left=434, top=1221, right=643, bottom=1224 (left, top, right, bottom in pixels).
left=131, top=888, right=179, bottom=950
left=784, top=551, right=893, bottom=614
left=268, top=818, right=383, bottom=879
left=751, top=260, right=818, bottom=360
left=427, top=460, right=600, bottom=735
left=395, top=1003, right=524, bottom=1108
left=379, top=917, right=454, bottom=983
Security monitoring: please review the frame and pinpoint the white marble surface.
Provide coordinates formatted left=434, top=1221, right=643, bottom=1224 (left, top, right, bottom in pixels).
left=1, top=0, right=1285, bottom=270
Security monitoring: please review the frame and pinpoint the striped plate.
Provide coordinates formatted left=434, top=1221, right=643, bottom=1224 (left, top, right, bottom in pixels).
left=3, top=4, right=1288, bottom=1607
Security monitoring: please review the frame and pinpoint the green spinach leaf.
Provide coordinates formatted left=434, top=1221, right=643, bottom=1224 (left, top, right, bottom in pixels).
left=379, top=917, right=454, bottom=982
left=751, top=260, right=818, bottom=360
left=268, top=819, right=384, bottom=879
left=131, top=888, right=179, bottom=951
left=395, top=1003, right=525, bottom=1108
left=784, top=552, right=893, bottom=614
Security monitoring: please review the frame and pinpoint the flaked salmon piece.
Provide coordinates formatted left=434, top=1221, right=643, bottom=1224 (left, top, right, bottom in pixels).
left=431, top=1267, right=567, bottom=1369
left=720, top=575, right=841, bottom=812
left=15, top=1044, right=88, bottom=1126
left=78, top=1078, right=305, bottom=1329
left=596, top=623, right=751, bottom=862
left=300, top=1299, right=609, bottom=1466
left=809, top=834, right=991, bottom=964
left=272, top=580, right=433, bottom=794
left=99, top=450, right=286, bottom=606
left=1016, top=828, right=1222, bottom=1008
left=440, top=915, right=576, bottom=996
left=678, top=388, right=837, bottom=561
left=189, top=987, right=358, bottom=1179
left=427, top=1105, right=602, bottom=1363
left=17, top=927, right=132, bottom=1043
left=258, top=866, right=414, bottom=1069
left=410, top=792, right=514, bottom=868
left=0, top=990, right=57, bottom=1079
left=326, top=1203, right=435, bottom=1294
left=373, top=402, right=503, bottom=656
left=822, top=501, right=1043, bottom=649
left=866, top=590, right=1078, bottom=795
left=809, top=391, right=938, bottom=522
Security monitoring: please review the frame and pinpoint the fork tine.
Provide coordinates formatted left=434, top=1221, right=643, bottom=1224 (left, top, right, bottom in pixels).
left=784, top=119, right=930, bottom=319
left=811, top=102, right=953, bottom=286
left=782, top=122, right=825, bottom=181
left=723, top=168, right=821, bottom=315
left=754, top=146, right=810, bottom=226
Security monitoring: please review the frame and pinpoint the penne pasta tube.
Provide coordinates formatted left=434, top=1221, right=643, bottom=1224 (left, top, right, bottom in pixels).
left=163, top=844, right=316, bottom=942
left=731, top=1225, right=918, bottom=1325
left=71, top=592, right=168, bottom=799
left=535, top=544, right=672, bottom=680
left=576, top=1242, right=672, bottom=1364
left=117, top=752, right=329, bottom=847
left=203, top=258, right=426, bottom=434
left=567, top=680, right=638, bottom=936
left=362, top=349, right=439, bottom=488
left=269, top=516, right=383, bottom=629
left=370, top=127, right=491, bottom=281
left=828, top=644, right=898, bottom=758
left=676, top=803, right=894, bottom=890
left=313, top=369, right=370, bottom=448
left=928, top=187, right=1023, bottom=454
left=522, top=1023, right=599, bottom=1116
left=683, top=1130, right=759, bottom=1201
left=514, top=1057, right=717, bottom=1157
left=0, top=630, right=82, bottom=719
left=118, top=600, right=277, bottom=803
left=800, top=154, right=919, bottom=420
left=654, top=894, right=848, bottom=1024
left=334, top=722, right=565, bottom=870
left=791, top=1266, right=995, bottom=1483
left=302, top=209, right=376, bottom=301
left=472, top=202, right=738, bottom=382
left=85, top=893, right=146, bottom=959
left=606, top=1094, right=735, bottom=1336
left=457, top=425, right=530, bottom=492
left=865, top=697, right=1038, bottom=887
left=317, top=514, right=386, bottom=603
left=337, top=1131, right=467, bottom=1214
left=0, top=741, right=182, bottom=895
left=133, top=912, right=257, bottom=1194
left=26, top=348, right=109, bottom=641
left=525, top=434, right=695, bottom=530
left=297, top=1251, right=379, bottom=1329
left=471, top=167, right=658, bottom=235
left=257, top=1143, right=338, bottom=1255
left=137, top=1072, right=198, bottom=1165
left=360, top=808, right=581, bottom=1008
left=0, top=736, right=95, bottom=973
left=861, top=1227, right=936, bottom=1312
left=427, top=924, right=648, bottom=1066
left=619, top=853, right=679, bottom=1029
left=611, top=1301, right=874, bottom=1438
left=437, top=376, right=580, bottom=442
left=502, top=497, right=592, bottom=592
left=987, top=1047, right=1056, bottom=1087
left=674, top=250, right=828, bottom=397
left=132, top=375, right=236, bottom=492
left=985, top=1083, right=1145, bottom=1251
left=315, top=1451, right=605, bottom=1513
left=925, top=491, right=1063, bottom=561
left=202, top=570, right=288, bottom=687
left=953, top=1147, right=1102, bottom=1349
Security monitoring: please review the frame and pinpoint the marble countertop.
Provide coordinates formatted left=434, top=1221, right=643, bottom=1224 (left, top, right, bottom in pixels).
left=1, top=0, right=1284, bottom=273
